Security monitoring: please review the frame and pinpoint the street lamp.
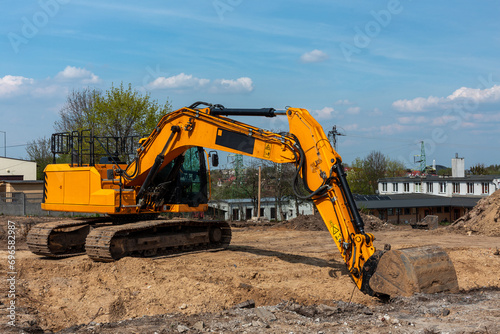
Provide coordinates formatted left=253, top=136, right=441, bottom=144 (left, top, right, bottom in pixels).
left=0, top=131, right=5, bottom=157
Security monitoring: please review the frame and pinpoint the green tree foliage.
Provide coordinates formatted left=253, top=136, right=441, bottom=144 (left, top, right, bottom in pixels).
left=55, top=83, right=170, bottom=137
left=485, top=164, right=500, bottom=174
left=469, top=163, right=486, bottom=175
left=26, top=83, right=171, bottom=179
left=347, top=151, right=406, bottom=195
left=468, top=163, right=500, bottom=175
left=438, top=168, right=452, bottom=176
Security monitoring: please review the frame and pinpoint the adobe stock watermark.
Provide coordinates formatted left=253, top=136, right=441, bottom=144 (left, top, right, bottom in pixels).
left=398, top=74, right=500, bottom=168
left=212, top=0, right=243, bottom=21
left=6, top=221, right=17, bottom=327
left=132, top=65, right=170, bottom=93
left=8, top=0, right=71, bottom=54
left=339, top=0, right=412, bottom=62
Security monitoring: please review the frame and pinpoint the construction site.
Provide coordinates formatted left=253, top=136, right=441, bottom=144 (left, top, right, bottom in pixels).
left=0, top=196, right=499, bottom=333
left=2, top=1, right=499, bottom=332
left=0, top=105, right=498, bottom=333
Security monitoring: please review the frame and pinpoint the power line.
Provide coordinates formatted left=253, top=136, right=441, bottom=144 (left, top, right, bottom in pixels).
left=328, top=125, right=345, bottom=151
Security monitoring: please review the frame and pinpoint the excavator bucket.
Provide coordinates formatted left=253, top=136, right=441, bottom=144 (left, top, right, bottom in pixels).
left=368, top=245, right=459, bottom=297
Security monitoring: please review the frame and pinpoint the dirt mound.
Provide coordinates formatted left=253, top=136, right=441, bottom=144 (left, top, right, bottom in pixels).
left=275, top=213, right=327, bottom=231
left=275, top=212, right=387, bottom=232
left=359, top=212, right=387, bottom=231
left=450, top=190, right=500, bottom=237
left=0, top=215, right=64, bottom=245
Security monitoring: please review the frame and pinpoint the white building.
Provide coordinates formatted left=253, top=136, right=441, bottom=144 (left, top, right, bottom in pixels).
left=0, top=157, right=37, bottom=181
left=378, top=156, right=500, bottom=197
left=209, top=197, right=314, bottom=221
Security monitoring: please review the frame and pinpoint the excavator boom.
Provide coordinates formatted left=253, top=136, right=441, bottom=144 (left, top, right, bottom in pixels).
left=28, top=102, right=459, bottom=297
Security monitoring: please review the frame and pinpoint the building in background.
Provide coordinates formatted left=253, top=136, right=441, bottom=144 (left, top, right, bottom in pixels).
left=0, top=157, right=37, bottom=181
left=357, top=155, right=498, bottom=224
left=209, top=197, right=314, bottom=221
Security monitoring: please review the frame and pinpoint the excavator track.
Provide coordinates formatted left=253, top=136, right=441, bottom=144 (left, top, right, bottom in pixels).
left=85, top=219, right=232, bottom=262
left=27, top=219, right=105, bottom=257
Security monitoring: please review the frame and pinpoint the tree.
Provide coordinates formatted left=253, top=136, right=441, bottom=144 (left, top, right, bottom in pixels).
left=261, top=162, right=295, bottom=220
left=55, top=83, right=171, bottom=137
left=54, top=87, right=100, bottom=134
left=26, top=137, right=52, bottom=179
left=469, top=163, right=486, bottom=175
left=347, top=151, right=406, bottom=195
left=26, top=83, right=171, bottom=179
left=438, top=168, right=452, bottom=176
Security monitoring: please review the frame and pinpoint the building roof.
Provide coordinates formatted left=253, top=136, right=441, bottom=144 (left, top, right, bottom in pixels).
left=0, top=180, right=44, bottom=184
left=0, top=157, right=35, bottom=163
left=210, top=197, right=279, bottom=205
left=378, top=175, right=500, bottom=183
left=354, top=193, right=482, bottom=209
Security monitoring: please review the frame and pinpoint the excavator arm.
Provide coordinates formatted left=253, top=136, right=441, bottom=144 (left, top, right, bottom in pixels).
left=114, top=103, right=375, bottom=292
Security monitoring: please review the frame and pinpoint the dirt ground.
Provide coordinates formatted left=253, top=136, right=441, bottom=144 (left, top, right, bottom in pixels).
left=0, top=215, right=499, bottom=334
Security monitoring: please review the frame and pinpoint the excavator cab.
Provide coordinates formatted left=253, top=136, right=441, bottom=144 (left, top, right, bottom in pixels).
left=144, top=146, right=209, bottom=208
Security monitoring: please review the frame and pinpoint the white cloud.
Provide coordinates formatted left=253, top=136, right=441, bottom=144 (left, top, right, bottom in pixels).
left=393, top=85, right=500, bottom=112
left=392, top=96, right=444, bottom=112
left=0, top=75, right=34, bottom=97
left=300, top=49, right=329, bottom=63
left=148, top=73, right=209, bottom=89
left=447, top=85, right=500, bottom=102
left=211, top=77, right=253, bottom=93
left=0, top=66, right=101, bottom=100
left=56, top=66, right=100, bottom=84
left=346, top=106, right=360, bottom=115
left=148, top=73, right=253, bottom=93
left=312, top=107, right=336, bottom=120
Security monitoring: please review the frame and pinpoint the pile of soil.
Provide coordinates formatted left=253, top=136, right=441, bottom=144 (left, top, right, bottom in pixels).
left=450, top=190, right=500, bottom=237
left=275, top=211, right=387, bottom=232
left=275, top=212, right=327, bottom=231
left=0, top=215, right=64, bottom=243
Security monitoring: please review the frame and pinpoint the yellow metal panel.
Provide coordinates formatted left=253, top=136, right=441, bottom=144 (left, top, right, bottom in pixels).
left=64, top=171, right=90, bottom=205
left=45, top=170, right=64, bottom=204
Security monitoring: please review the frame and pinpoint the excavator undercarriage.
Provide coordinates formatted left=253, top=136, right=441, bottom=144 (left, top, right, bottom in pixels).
left=28, top=218, right=231, bottom=262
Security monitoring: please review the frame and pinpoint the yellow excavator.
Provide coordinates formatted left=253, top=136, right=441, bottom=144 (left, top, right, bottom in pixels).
left=27, top=102, right=458, bottom=297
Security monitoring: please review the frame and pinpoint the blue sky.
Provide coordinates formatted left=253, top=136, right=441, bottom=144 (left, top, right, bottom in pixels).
left=1, top=0, right=500, bottom=169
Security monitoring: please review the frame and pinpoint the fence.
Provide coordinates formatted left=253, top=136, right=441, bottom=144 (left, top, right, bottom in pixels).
left=0, top=192, right=206, bottom=218
left=0, top=192, right=90, bottom=217
left=0, top=192, right=44, bottom=216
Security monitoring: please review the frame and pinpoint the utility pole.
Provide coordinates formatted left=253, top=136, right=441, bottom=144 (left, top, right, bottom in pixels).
left=257, top=166, right=261, bottom=219
left=328, top=125, right=345, bottom=151
left=0, top=131, right=6, bottom=157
